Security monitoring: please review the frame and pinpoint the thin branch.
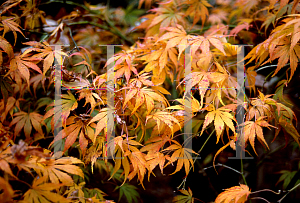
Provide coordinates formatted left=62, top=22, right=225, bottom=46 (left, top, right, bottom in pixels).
left=250, top=197, right=271, bottom=203
left=250, top=189, right=282, bottom=195
left=68, top=27, right=80, bottom=52
left=200, top=163, right=242, bottom=175
left=278, top=182, right=300, bottom=202
left=240, top=158, right=248, bottom=185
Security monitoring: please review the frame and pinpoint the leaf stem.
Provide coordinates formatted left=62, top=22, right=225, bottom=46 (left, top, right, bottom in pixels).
left=250, top=189, right=282, bottom=195
left=250, top=197, right=271, bottom=203
left=200, top=163, right=242, bottom=175
left=240, top=157, right=247, bottom=185
left=277, top=182, right=300, bottom=202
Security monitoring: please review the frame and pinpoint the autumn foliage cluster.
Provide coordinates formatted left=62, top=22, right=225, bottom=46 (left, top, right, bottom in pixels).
left=1, top=0, right=300, bottom=202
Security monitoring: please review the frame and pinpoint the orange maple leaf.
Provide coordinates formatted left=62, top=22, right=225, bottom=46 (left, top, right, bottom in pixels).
left=215, top=184, right=251, bottom=203
left=1, top=17, right=25, bottom=45
left=244, top=116, right=275, bottom=155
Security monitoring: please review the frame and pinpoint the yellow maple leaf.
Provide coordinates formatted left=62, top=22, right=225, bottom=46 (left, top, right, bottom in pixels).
left=33, top=154, right=84, bottom=186
left=200, top=105, right=236, bottom=143
left=23, top=176, right=70, bottom=203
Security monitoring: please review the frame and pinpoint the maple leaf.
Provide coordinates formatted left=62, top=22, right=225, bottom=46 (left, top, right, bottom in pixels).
left=145, top=151, right=167, bottom=177
left=1, top=17, right=25, bottom=45
left=243, top=116, right=276, bottom=155
left=123, top=87, right=169, bottom=115
left=51, top=115, right=96, bottom=156
left=148, top=7, right=186, bottom=30
left=269, top=37, right=300, bottom=81
left=246, top=66, right=257, bottom=94
left=0, top=36, right=14, bottom=59
left=43, top=91, right=78, bottom=129
left=158, top=24, right=188, bottom=57
left=234, top=0, right=260, bottom=14
left=0, top=176, right=14, bottom=202
left=34, top=154, right=84, bottom=186
left=146, top=111, right=181, bottom=136
left=9, top=111, right=44, bottom=140
left=129, top=73, right=154, bottom=87
left=230, top=23, right=252, bottom=37
left=180, top=70, right=229, bottom=110
left=0, top=0, right=23, bottom=15
left=169, top=95, right=201, bottom=113
left=64, top=181, right=85, bottom=201
left=213, top=135, right=237, bottom=167
left=87, top=108, right=111, bottom=137
left=0, top=96, right=18, bottom=123
left=0, top=143, right=17, bottom=178
left=138, top=0, right=155, bottom=8
left=7, top=55, right=42, bottom=86
left=158, top=24, right=226, bottom=59
left=173, top=188, right=194, bottom=203
left=108, top=135, right=148, bottom=187
left=215, top=184, right=251, bottom=203
left=182, top=0, right=212, bottom=27
left=21, top=3, right=46, bottom=30
left=23, top=176, right=70, bottom=203
left=78, top=89, right=101, bottom=112
left=116, top=183, right=140, bottom=203
left=208, top=9, right=228, bottom=25
left=247, top=91, right=275, bottom=121
left=163, top=143, right=197, bottom=175
left=22, top=41, right=68, bottom=75
left=200, top=105, right=236, bottom=143
left=106, top=51, right=138, bottom=83
left=69, top=46, right=93, bottom=74
left=275, top=115, right=300, bottom=146
left=141, top=135, right=173, bottom=153
left=30, top=74, right=51, bottom=97
left=138, top=40, right=178, bottom=76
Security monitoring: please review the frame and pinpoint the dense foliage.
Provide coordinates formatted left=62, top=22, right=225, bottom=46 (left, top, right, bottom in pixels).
left=1, top=0, right=300, bottom=202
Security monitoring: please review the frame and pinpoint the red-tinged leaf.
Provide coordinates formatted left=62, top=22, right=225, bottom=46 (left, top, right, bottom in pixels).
left=230, top=23, right=252, bottom=36
left=208, top=36, right=226, bottom=55
left=246, top=66, right=257, bottom=94
left=215, top=184, right=251, bottom=203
